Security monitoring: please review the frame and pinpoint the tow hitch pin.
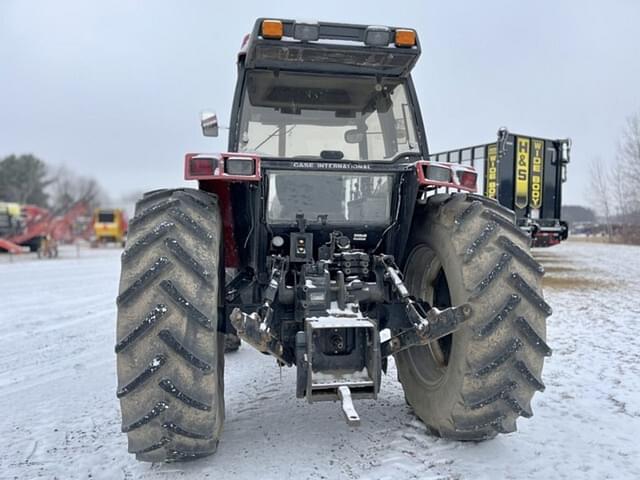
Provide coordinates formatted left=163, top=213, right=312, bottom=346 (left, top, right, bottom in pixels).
left=337, top=386, right=360, bottom=427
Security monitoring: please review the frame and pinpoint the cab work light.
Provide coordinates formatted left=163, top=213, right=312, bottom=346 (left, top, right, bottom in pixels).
left=364, top=26, right=391, bottom=47
left=395, top=28, right=416, bottom=47
left=293, top=22, right=319, bottom=41
left=261, top=19, right=283, bottom=39
left=225, top=157, right=256, bottom=176
left=425, top=164, right=452, bottom=182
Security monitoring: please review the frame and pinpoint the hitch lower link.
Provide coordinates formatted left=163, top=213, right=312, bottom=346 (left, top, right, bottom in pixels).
left=377, top=255, right=473, bottom=357
left=230, top=256, right=289, bottom=365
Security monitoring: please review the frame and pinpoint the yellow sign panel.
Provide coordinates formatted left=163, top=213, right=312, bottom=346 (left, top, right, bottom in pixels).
left=530, top=139, right=544, bottom=209
left=515, top=137, right=530, bottom=209
left=485, top=144, right=498, bottom=199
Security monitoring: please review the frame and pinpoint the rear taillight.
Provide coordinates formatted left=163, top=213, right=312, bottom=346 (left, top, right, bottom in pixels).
left=458, top=170, right=477, bottom=190
left=189, top=156, right=216, bottom=176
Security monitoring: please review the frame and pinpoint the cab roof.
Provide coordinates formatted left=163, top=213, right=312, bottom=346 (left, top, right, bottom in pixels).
left=239, top=18, right=421, bottom=77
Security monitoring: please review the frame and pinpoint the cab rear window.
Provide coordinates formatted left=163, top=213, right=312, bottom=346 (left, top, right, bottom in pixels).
left=97, top=212, right=115, bottom=223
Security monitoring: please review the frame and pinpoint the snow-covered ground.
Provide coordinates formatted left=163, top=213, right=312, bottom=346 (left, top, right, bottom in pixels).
left=1, top=241, right=639, bottom=480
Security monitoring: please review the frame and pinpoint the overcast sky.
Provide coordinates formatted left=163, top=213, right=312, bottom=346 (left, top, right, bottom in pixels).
left=1, top=0, right=639, bottom=206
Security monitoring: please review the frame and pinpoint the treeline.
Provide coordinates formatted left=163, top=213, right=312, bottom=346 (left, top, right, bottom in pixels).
left=0, top=154, right=107, bottom=213
left=590, top=112, right=640, bottom=243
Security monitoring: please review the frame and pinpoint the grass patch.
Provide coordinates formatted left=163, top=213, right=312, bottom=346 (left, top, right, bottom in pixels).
left=541, top=265, right=577, bottom=273
left=542, top=275, right=615, bottom=290
left=534, top=257, right=575, bottom=265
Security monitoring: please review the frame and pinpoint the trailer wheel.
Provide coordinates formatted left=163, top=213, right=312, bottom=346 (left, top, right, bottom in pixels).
left=395, top=193, right=551, bottom=440
left=116, top=188, right=224, bottom=462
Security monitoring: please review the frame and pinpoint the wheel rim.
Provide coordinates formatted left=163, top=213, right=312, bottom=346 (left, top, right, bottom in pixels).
left=402, top=245, right=454, bottom=388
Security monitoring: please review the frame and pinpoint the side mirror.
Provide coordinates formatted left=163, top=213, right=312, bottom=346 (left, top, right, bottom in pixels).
left=344, top=129, right=365, bottom=144
left=200, top=111, right=219, bottom=137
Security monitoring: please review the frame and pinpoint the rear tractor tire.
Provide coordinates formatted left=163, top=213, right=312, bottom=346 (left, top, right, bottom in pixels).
left=395, top=193, right=552, bottom=440
left=115, top=188, right=225, bottom=462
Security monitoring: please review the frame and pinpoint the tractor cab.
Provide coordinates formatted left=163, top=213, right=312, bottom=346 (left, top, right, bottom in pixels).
left=187, top=19, right=472, bottom=257
left=0, top=202, right=23, bottom=237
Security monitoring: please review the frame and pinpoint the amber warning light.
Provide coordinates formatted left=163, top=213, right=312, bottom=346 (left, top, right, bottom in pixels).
left=261, top=19, right=283, bottom=39
left=395, top=29, right=416, bottom=47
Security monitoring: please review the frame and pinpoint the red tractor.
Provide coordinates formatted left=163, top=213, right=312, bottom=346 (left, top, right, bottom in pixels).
left=116, top=19, right=553, bottom=462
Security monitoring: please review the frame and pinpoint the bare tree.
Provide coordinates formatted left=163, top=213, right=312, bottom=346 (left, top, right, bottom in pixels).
left=122, top=190, right=145, bottom=204
left=49, top=166, right=108, bottom=214
left=617, top=113, right=640, bottom=214
left=589, top=157, right=613, bottom=241
left=610, top=158, right=630, bottom=231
